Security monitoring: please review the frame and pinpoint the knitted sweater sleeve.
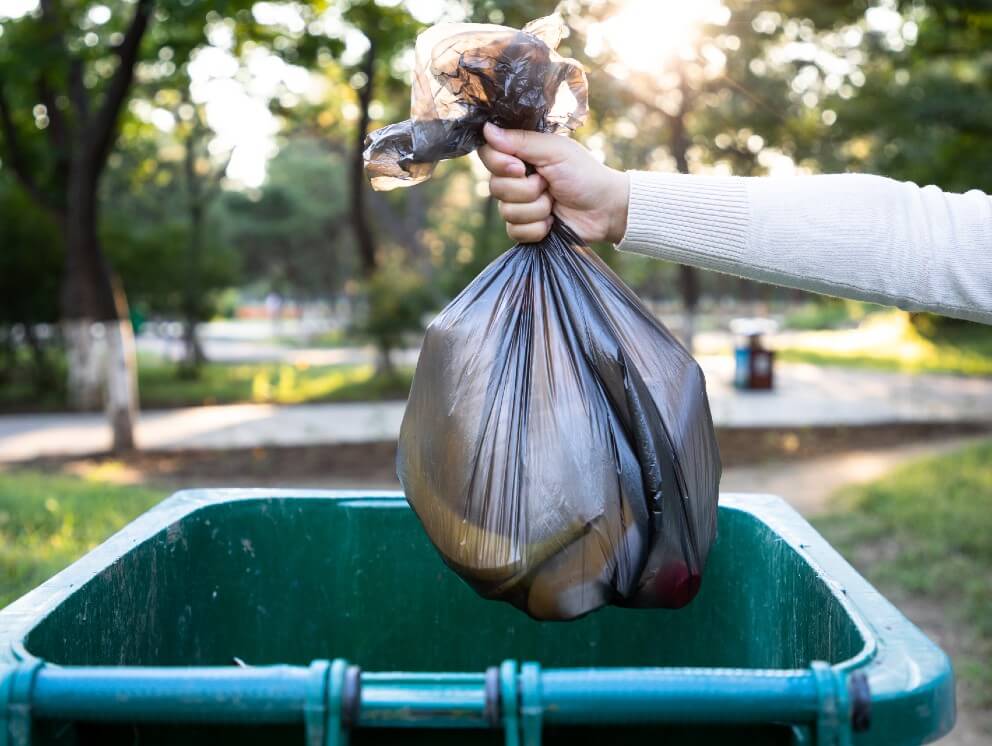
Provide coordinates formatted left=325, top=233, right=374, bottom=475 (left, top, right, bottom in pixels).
left=615, top=171, right=992, bottom=325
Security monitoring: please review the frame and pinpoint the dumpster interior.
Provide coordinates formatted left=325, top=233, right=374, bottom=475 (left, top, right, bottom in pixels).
left=24, top=497, right=866, bottom=671
left=14, top=496, right=874, bottom=744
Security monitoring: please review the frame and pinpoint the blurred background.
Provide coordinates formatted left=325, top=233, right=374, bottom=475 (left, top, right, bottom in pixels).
left=0, top=0, right=990, bottom=741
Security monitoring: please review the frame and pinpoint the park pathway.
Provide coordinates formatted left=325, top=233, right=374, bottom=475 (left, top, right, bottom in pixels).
left=2, top=358, right=991, bottom=461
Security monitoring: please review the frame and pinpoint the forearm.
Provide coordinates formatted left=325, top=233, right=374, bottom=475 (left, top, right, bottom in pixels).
left=616, top=171, right=992, bottom=325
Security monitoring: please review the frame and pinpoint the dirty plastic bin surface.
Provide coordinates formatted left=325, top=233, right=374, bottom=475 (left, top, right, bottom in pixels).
left=0, top=491, right=954, bottom=745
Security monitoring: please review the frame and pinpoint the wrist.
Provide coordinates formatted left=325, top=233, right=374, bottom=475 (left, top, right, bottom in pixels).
left=605, top=169, right=629, bottom=244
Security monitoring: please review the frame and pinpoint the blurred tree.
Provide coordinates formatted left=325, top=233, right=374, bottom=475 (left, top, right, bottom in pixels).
left=552, top=0, right=884, bottom=341
left=0, top=0, right=337, bottom=443
left=830, top=2, right=992, bottom=335
left=99, top=114, right=239, bottom=373
left=177, top=91, right=227, bottom=373
left=278, top=0, right=988, bottom=336
left=825, top=2, right=992, bottom=192
left=0, top=0, right=157, bottom=448
left=336, top=1, right=422, bottom=277
left=704, top=1, right=991, bottom=324
left=289, top=1, right=448, bottom=374
left=216, top=138, right=354, bottom=301
left=670, top=67, right=701, bottom=349
left=354, top=260, right=435, bottom=375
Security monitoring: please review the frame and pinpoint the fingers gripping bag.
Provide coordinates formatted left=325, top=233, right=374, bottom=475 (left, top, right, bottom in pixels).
left=364, top=14, right=721, bottom=621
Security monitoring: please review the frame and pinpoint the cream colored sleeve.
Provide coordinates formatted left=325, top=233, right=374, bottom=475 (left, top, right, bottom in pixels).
left=616, top=171, right=992, bottom=325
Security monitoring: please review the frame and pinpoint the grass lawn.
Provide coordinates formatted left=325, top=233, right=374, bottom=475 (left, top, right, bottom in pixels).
left=138, top=362, right=412, bottom=408
left=814, top=439, right=992, bottom=708
left=0, top=360, right=413, bottom=412
left=0, top=469, right=167, bottom=608
left=782, top=300, right=883, bottom=331
left=778, top=311, right=992, bottom=376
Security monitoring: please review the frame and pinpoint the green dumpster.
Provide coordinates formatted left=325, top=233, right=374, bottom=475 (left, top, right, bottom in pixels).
left=0, top=491, right=954, bottom=745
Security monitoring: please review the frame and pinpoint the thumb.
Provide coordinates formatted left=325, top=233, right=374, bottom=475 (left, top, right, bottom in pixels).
left=483, top=123, right=571, bottom=167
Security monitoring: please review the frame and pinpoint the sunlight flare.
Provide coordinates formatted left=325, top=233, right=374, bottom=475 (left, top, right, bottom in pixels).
left=588, top=0, right=729, bottom=72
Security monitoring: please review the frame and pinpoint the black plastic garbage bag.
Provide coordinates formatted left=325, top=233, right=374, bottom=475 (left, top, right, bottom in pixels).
left=365, top=15, right=721, bottom=620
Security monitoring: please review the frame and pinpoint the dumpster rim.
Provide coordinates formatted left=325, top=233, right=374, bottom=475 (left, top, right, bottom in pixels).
left=0, top=489, right=884, bottom=673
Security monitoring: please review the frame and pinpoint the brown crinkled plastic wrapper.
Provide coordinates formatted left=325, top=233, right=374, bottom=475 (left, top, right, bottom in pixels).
left=364, top=15, right=721, bottom=621
left=364, top=14, right=588, bottom=190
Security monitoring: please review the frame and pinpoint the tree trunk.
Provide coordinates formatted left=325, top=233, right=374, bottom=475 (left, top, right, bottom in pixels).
left=350, top=45, right=377, bottom=278
left=738, top=277, right=753, bottom=307
left=61, top=164, right=137, bottom=451
left=62, top=169, right=112, bottom=408
left=0, top=326, right=14, bottom=384
left=22, top=322, right=57, bottom=394
left=375, top=339, right=395, bottom=378
left=670, top=67, right=698, bottom=353
left=105, top=316, right=137, bottom=451
left=181, top=120, right=206, bottom=373
left=678, top=264, right=700, bottom=348
left=2, top=0, right=151, bottom=452
left=181, top=318, right=205, bottom=370
left=351, top=47, right=389, bottom=376
left=62, top=319, right=105, bottom=410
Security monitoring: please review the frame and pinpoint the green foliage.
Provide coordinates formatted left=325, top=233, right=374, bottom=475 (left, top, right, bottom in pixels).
left=0, top=0, right=339, bottom=329
left=0, top=1, right=214, bottom=205
left=908, top=311, right=985, bottom=339
left=822, top=3, right=992, bottom=192
left=341, top=1, right=422, bottom=57
left=215, top=138, right=353, bottom=298
left=815, top=439, right=992, bottom=705
left=85, top=113, right=239, bottom=321
left=353, top=262, right=435, bottom=361
left=0, top=345, right=66, bottom=411
left=778, top=311, right=992, bottom=376
left=3, top=0, right=990, bottom=374
left=432, top=193, right=505, bottom=298
left=0, top=174, right=65, bottom=392
left=782, top=300, right=882, bottom=331
left=102, top=213, right=238, bottom=321
left=0, top=469, right=166, bottom=607
left=0, top=175, right=62, bottom=325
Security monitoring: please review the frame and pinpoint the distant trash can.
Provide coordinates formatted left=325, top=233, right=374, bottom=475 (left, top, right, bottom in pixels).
left=128, top=305, right=146, bottom=336
left=731, top=317, right=778, bottom=390
left=0, top=491, right=955, bottom=745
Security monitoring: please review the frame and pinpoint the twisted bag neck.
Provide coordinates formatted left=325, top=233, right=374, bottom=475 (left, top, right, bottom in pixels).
left=363, top=14, right=588, bottom=191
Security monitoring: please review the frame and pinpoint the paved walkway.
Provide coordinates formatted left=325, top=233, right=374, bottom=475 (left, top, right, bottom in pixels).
left=2, top=357, right=991, bottom=462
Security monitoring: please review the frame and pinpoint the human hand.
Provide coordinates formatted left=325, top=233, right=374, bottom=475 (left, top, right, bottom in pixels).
left=479, top=122, right=629, bottom=244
